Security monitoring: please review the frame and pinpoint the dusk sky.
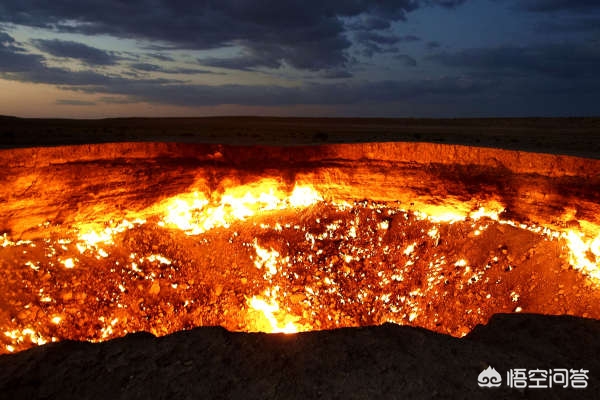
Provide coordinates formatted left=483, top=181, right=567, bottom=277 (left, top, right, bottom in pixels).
left=1, top=0, right=599, bottom=118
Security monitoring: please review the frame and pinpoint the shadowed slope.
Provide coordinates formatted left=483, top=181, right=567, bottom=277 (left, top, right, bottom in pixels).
left=0, top=314, right=598, bottom=399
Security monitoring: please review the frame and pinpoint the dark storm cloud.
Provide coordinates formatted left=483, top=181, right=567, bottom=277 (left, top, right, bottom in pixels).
left=199, top=38, right=351, bottom=71
left=0, top=1, right=465, bottom=71
left=147, top=53, right=174, bottom=62
left=355, top=32, right=402, bottom=46
left=56, top=99, right=96, bottom=106
left=354, top=32, right=420, bottom=45
left=0, top=30, right=25, bottom=52
left=10, top=66, right=176, bottom=87
left=429, top=43, right=600, bottom=79
left=353, top=32, right=420, bottom=58
left=320, top=69, right=354, bottom=79
left=345, top=15, right=393, bottom=31
left=199, top=46, right=286, bottom=71
left=346, top=1, right=466, bottom=30
left=498, top=0, right=600, bottom=35
left=534, top=17, right=600, bottom=34
left=31, top=39, right=119, bottom=65
left=0, top=31, right=44, bottom=72
left=0, top=32, right=182, bottom=87
left=359, top=44, right=397, bottom=58
left=395, top=54, right=418, bottom=67
left=98, top=96, right=137, bottom=104
left=424, top=42, right=600, bottom=116
left=82, top=76, right=487, bottom=107
left=426, top=41, right=441, bottom=49
left=0, top=50, right=43, bottom=72
left=513, top=0, right=600, bottom=12
left=400, top=35, right=421, bottom=42
left=0, top=35, right=178, bottom=87
left=0, top=31, right=483, bottom=107
left=428, top=0, right=468, bottom=7
left=130, top=63, right=221, bottom=75
left=130, top=62, right=177, bottom=72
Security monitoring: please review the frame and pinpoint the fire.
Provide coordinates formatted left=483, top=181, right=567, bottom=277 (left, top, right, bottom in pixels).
left=153, top=180, right=322, bottom=235
left=469, top=205, right=502, bottom=221
left=78, top=230, right=113, bottom=247
left=0, top=176, right=599, bottom=354
left=248, top=296, right=299, bottom=334
left=289, top=185, right=323, bottom=208
left=60, top=258, right=75, bottom=269
left=252, top=240, right=283, bottom=277
left=76, top=219, right=146, bottom=256
left=161, top=193, right=209, bottom=232
left=563, top=230, right=600, bottom=281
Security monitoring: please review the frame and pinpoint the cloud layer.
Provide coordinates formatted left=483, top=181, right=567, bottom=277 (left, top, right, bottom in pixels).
left=514, top=0, right=600, bottom=12
left=32, top=39, right=119, bottom=65
left=430, top=43, right=600, bottom=79
left=0, top=0, right=465, bottom=72
left=0, top=1, right=599, bottom=117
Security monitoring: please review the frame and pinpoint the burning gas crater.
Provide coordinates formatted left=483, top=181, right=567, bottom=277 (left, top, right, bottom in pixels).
left=0, top=142, right=599, bottom=355
left=1, top=178, right=600, bottom=355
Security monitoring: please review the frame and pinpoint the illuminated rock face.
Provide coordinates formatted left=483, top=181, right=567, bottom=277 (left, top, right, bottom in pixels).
left=0, top=142, right=599, bottom=354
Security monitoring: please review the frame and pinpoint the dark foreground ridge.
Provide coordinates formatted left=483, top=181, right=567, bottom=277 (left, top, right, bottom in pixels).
left=0, top=314, right=598, bottom=399
left=1, top=116, right=599, bottom=158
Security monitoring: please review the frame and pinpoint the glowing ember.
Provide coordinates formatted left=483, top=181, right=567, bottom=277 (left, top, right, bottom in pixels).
left=162, top=194, right=209, bottom=232
left=60, top=258, right=75, bottom=269
left=0, top=175, right=599, bottom=354
left=248, top=296, right=299, bottom=334
left=563, top=230, right=600, bottom=281
left=288, top=185, right=323, bottom=208
left=252, top=240, right=283, bottom=277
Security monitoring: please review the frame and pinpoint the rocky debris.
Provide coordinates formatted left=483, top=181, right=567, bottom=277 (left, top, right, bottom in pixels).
left=0, top=141, right=599, bottom=241
left=0, top=313, right=598, bottom=399
left=3, top=201, right=598, bottom=355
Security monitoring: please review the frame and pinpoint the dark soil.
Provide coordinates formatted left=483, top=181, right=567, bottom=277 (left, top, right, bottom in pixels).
left=1, top=115, right=599, bottom=158
left=0, top=314, right=598, bottom=399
